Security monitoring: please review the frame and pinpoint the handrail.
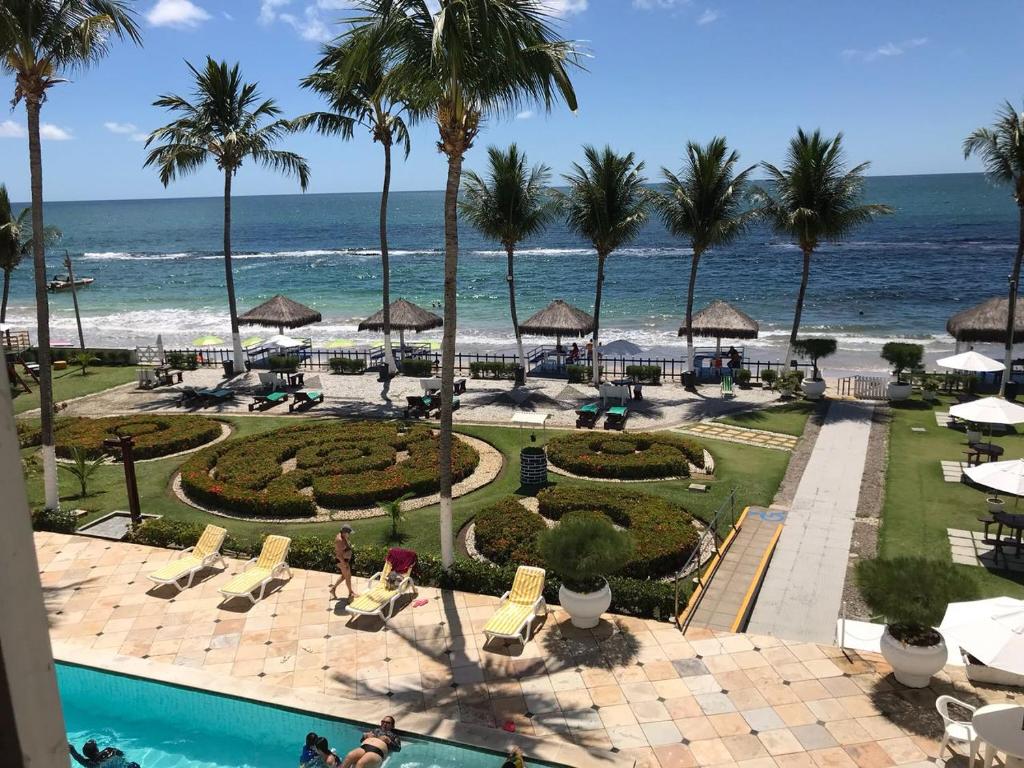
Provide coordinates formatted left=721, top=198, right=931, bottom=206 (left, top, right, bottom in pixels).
left=673, top=487, right=739, bottom=629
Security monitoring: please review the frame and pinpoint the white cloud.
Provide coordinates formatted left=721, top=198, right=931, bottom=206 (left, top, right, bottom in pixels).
left=258, top=0, right=291, bottom=25
left=0, top=120, right=26, bottom=138
left=633, top=0, right=690, bottom=9
left=104, top=121, right=137, bottom=134
left=842, top=36, right=928, bottom=62
left=146, top=0, right=210, bottom=28
left=542, top=0, right=588, bottom=15
left=131, top=132, right=149, bottom=142
left=515, top=110, right=535, bottom=121
left=279, top=7, right=332, bottom=41
left=40, top=124, right=72, bottom=140
left=696, top=8, right=719, bottom=24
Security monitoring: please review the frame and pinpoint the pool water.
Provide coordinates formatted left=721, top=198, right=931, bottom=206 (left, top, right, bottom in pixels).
left=58, top=663, right=536, bottom=768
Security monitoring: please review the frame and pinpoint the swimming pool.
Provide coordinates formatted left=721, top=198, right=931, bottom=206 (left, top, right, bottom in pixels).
left=58, top=663, right=545, bottom=768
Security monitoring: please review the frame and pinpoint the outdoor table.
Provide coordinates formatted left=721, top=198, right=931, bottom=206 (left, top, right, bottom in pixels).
left=272, top=370, right=304, bottom=388
left=975, top=703, right=1024, bottom=768
left=993, top=512, right=1024, bottom=562
left=970, top=442, right=1005, bottom=463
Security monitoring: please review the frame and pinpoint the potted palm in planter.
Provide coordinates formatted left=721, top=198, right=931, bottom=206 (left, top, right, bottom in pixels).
left=761, top=368, right=779, bottom=391
left=538, top=513, right=633, bottom=629
left=856, top=556, right=978, bottom=687
left=881, top=342, right=923, bottom=401
left=922, top=377, right=939, bottom=403
left=792, top=338, right=836, bottom=400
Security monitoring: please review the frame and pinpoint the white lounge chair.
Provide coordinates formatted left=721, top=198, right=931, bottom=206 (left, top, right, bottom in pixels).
left=345, top=548, right=417, bottom=623
left=218, top=535, right=292, bottom=605
left=147, top=524, right=227, bottom=591
left=483, top=566, right=547, bottom=645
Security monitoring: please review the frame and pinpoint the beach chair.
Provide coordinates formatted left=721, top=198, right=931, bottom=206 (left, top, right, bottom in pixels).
left=218, top=535, right=292, bottom=605
left=721, top=373, right=735, bottom=399
left=289, top=376, right=324, bottom=412
left=604, top=405, right=629, bottom=430
left=575, top=401, right=601, bottom=429
left=178, top=385, right=201, bottom=406
left=483, top=566, right=547, bottom=645
left=404, top=395, right=436, bottom=419
left=345, top=548, right=418, bottom=623
left=147, top=524, right=227, bottom=591
left=249, top=390, right=288, bottom=411
left=199, top=387, right=235, bottom=406
left=257, top=371, right=280, bottom=392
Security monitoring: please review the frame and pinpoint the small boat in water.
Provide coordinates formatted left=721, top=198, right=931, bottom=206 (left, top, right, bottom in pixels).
left=47, top=274, right=95, bottom=292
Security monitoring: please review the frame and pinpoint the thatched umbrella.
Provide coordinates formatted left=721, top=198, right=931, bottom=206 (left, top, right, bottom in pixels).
left=678, top=299, right=759, bottom=357
left=358, top=298, right=442, bottom=350
left=518, top=299, right=594, bottom=351
left=239, top=294, right=322, bottom=334
left=947, top=297, right=1024, bottom=346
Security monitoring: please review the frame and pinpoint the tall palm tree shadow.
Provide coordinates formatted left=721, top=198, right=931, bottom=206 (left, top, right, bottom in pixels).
left=540, top=616, right=640, bottom=669
left=42, top=576, right=100, bottom=628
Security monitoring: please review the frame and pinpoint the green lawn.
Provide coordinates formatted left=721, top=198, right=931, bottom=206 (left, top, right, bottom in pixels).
left=881, top=396, right=1024, bottom=598
left=23, top=416, right=791, bottom=557
left=715, top=400, right=816, bottom=436
left=12, top=365, right=136, bottom=415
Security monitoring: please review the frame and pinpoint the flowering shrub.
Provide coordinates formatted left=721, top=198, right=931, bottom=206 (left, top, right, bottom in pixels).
left=545, top=431, right=705, bottom=480
left=19, top=415, right=222, bottom=461
left=179, top=420, right=479, bottom=517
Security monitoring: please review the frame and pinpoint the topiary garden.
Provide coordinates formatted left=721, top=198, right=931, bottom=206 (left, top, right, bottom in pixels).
left=180, top=420, right=479, bottom=518
left=19, top=415, right=223, bottom=461
left=473, top=485, right=699, bottom=578
left=545, top=431, right=705, bottom=480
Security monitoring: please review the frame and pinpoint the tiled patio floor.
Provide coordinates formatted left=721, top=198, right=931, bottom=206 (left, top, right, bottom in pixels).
left=37, top=532, right=1018, bottom=768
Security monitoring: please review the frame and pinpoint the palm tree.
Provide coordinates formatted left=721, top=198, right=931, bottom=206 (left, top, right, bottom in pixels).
left=653, top=138, right=757, bottom=382
left=295, top=38, right=411, bottom=375
left=461, top=144, right=558, bottom=380
left=1, top=0, right=140, bottom=511
left=0, top=184, right=62, bottom=323
left=145, top=58, right=310, bottom=372
left=345, top=0, right=579, bottom=568
left=964, top=102, right=1024, bottom=394
left=562, top=145, right=649, bottom=386
left=755, top=129, right=891, bottom=366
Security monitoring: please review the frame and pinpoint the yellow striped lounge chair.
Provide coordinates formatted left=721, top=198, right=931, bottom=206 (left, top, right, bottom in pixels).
left=345, top=548, right=417, bottom=623
left=483, top=566, right=547, bottom=645
left=147, top=524, right=227, bottom=591
left=218, top=535, right=292, bottom=605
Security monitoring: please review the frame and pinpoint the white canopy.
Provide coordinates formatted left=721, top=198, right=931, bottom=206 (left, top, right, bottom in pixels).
left=937, top=351, right=1005, bottom=373
left=949, top=396, right=1024, bottom=426
left=940, top=597, right=1024, bottom=676
left=264, top=334, right=305, bottom=349
left=964, top=459, right=1024, bottom=497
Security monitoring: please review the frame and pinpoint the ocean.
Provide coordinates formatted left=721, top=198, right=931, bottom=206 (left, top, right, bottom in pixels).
left=5, top=172, right=1020, bottom=376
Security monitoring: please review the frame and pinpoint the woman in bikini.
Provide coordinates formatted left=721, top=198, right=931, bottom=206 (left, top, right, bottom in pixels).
left=340, top=716, right=401, bottom=767
left=329, top=524, right=357, bottom=601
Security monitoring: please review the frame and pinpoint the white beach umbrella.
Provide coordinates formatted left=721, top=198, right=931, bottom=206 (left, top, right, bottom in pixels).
left=940, top=597, right=1024, bottom=676
left=964, top=459, right=1024, bottom=497
left=264, top=334, right=304, bottom=349
left=936, top=351, right=1005, bottom=373
left=949, top=396, right=1024, bottom=426
left=601, top=339, right=644, bottom=356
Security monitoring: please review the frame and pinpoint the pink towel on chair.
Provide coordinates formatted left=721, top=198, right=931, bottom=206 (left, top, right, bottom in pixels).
left=387, top=547, right=417, bottom=575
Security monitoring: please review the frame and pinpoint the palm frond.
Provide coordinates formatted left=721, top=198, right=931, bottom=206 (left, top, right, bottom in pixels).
left=964, top=100, right=1024, bottom=201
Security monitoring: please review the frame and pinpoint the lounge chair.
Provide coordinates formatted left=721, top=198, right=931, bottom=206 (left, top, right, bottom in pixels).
left=249, top=391, right=288, bottom=411
left=198, top=387, right=235, bottom=406
left=178, top=385, right=201, bottom=406
left=482, top=565, right=547, bottom=645
left=604, top=405, right=629, bottom=430
left=405, top=395, right=437, bottom=419
left=345, top=548, right=417, bottom=623
left=147, top=524, right=227, bottom=591
left=289, top=376, right=324, bottom=412
left=576, top=401, right=601, bottom=429
left=721, top=374, right=735, bottom=398
left=420, top=376, right=467, bottom=395
left=218, top=535, right=292, bottom=605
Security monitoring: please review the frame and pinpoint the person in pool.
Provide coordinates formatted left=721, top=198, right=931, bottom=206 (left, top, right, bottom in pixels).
left=340, top=715, right=402, bottom=767
left=69, top=740, right=139, bottom=768
left=315, top=736, right=339, bottom=767
left=501, top=745, right=525, bottom=768
left=300, top=732, right=319, bottom=767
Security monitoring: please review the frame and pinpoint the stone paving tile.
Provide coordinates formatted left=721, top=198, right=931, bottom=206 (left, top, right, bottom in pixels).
left=678, top=421, right=799, bottom=451
left=36, top=532, right=1019, bottom=768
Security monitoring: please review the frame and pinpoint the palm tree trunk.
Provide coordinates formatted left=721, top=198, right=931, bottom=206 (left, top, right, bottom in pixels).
left=592, top=251, right=607, bottom=386
left=438, top=150, right=463, bottom=570
left=1002, top=205, right=1024, bottom=395
left=1, top=267, right=10, bottom=323
left=380, top=140, right=397, bottom=375
left=26, top=98, right=59, bottom=510
left=506, top=245, right=526, bottom=380
left=684, top=247, right=702, bottom=387
left=784, top=246, right=812, bottom=368
left=223, top=169, right=244, bottom=374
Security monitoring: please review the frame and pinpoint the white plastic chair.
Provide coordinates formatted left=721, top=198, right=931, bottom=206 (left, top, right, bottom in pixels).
left=935, top=695, right=979, bottom=767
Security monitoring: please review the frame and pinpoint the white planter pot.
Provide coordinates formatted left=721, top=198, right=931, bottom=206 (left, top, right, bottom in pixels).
left=879, top=626, right=947, bottom=688
left=966, top=429, right=982, bottom=444
left=802, top=379, right=826, bottom=400
left=559, top=579, right=612, bottom=629
left=988, top=497, right=1005, bottom=515
left=887, top=382, right=913, bottom=401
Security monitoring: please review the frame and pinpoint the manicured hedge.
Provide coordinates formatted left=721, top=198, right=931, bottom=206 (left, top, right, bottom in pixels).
left=180, top=420, right=479, bottom=517
left=469, top=361, right=516, bottom=379
left=474, top=486, right=698, bottom=578
left=166, top=351, right=199, bottom=370
left=401, top=358, right=433, bottom=377
left=329, top=357, right=364, bottom=374
left=567, top=364, right=602, bottom=383
left=546, top=431, right=705, bottom=480
left=19, top=415, right=222, bottom=461
left=625, top=364, right=661, bottom=384
left=23, top=347, right=133, bottom=366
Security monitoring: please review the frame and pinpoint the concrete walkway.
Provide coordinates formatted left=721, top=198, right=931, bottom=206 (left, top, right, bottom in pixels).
left=747, top=400, right=875, bottom=644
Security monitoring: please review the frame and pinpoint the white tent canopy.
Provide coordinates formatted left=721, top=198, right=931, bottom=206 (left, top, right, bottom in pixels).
left=937, top=350, right=1005, bottom=372
left=263, top=334, right=306, bottom=349
left=949, top=396, right=1024, bottom=426
left=940, top=597, right=1024, bottom=676
left=964, top=459, right=1024, bottom=497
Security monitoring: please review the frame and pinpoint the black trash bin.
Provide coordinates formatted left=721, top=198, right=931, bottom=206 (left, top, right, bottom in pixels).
left=1006, top=381, right=1018, bottom=400
left=514, top=365, right=526, bottom=386
left=222, top=360, right=235, bottom=378
left=682, top=370, right=697, bottom=391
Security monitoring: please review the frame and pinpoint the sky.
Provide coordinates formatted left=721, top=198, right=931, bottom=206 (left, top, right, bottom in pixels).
left=1, top=0, right=1021, bottom=202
